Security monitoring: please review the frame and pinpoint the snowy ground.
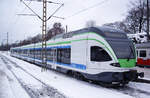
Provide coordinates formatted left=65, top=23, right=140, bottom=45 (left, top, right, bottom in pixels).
left=0, top=52, right=150, bottom=98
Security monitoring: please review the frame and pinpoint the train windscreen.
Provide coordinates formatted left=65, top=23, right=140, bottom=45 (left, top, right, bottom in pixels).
left=108, top=41, right=135, bottom=59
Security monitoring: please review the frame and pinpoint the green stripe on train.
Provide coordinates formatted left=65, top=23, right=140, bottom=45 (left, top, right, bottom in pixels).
left=16, top=32, right=121, bottom=63
left=19, top=32, right=117, bottom=62
left=118, top=59, right=136, bottom=68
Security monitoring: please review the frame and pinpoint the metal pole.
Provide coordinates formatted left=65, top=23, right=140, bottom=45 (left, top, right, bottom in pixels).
left=7, top=32, right=8, bottom=51
left=66, top=25, right=68, bottom=33
left=42, top=0, right=47, bottom=70
left=20, top=0, right=64, bottom=71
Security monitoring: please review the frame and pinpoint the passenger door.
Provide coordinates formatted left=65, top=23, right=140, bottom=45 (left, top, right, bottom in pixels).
left=52, top=48, right=57, bottom=69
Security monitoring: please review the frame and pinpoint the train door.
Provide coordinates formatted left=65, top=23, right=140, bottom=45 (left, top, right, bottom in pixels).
left=52, top=48, right=57, bottom=69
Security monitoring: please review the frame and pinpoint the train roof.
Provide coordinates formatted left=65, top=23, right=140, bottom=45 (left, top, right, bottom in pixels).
left=11, top=26, right=128, bottom=50
left=136, top=43, right=150, bottom=49
left=52, top=26, right=128, bottom=39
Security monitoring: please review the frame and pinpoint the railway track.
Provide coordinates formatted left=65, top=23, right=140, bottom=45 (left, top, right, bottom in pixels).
left=87, top=78, right=150, bottom=97
left=1, top=54, right=150, bottom=98
left=0, top=54, right=66, bottom=98
left=116, top=85, right=150, bottom=97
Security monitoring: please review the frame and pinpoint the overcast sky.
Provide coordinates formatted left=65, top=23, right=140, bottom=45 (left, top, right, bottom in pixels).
left=0, top=0, right=137, bottom=44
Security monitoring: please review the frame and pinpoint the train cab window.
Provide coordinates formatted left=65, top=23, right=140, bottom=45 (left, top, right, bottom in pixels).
left=139, top=50, right=146, bottom=57
left=91, top=46, right=112, bottom=62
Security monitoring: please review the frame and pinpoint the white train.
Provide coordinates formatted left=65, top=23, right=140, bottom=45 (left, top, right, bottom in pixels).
left=10, top=27, right=143, bottom=86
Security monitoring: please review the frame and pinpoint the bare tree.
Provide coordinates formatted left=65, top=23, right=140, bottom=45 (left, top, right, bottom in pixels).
left=47, top=22, right=65, bottom=40
left=125, top=0, right=146, bottom=34
left=147, top=0, right=150, bottom=40
left=103, top=21, right=130, bottom=33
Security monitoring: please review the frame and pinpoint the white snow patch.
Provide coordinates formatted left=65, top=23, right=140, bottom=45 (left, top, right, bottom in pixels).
left=0, top=56, right=30, bottom=98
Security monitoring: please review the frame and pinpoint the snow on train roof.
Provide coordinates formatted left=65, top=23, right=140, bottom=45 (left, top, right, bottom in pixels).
left=136, top=43, right=150, bottom=49
left=52, top=26, right=128, bottom=39
left=97, top=26, right=127, bottom=39
left=98, top=26, right=125, bottom=33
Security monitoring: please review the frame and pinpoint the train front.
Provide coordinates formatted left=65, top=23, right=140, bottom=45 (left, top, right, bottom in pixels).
left=103, top=28, right=144, bottom=84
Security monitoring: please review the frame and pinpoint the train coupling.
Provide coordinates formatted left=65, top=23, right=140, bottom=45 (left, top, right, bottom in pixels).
left=131, top=70, right=144, bottom=80
left=132, top=71, right=150, bottom=84
left=129, top=70, right=150, bottom=84
left=123, top=70, right=144, bottom=82
left=137, top=72, right=144, bottom=78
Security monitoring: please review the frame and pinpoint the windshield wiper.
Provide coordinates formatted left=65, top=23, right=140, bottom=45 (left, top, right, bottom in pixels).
left=127, top=46, right=134, bottom=61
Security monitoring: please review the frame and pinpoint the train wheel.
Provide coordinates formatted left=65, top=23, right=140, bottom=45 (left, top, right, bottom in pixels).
left=67, top=71, right=85, bottom=81
left=73, top=72, right=85, bottom=80
left=67, top=70, right=73, bottom=77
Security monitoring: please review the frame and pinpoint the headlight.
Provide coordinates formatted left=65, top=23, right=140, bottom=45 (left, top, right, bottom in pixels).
left=110, top=63, right=120, bottom=67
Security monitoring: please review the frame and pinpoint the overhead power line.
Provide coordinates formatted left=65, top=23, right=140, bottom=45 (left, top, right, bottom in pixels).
left=17, top=14, right=36, bottom=16
left=21, top=0, right=43, bottom=20
left=66, top=0, right=109, bottom=19
left=21, top=0, right=32, bottom=13
left=52, top=16, right=65, bottom=20
left=17, top=14, right=65, bottom=20
left=19, top=0, right=64, bottom=71
left=47, top=3, right=64, bottom=21
left=21, top=0, right=63, bottom=5
left=19, top=0, right=64, bottom=21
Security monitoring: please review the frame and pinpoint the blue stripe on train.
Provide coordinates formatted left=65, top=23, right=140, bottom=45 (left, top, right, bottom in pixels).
left=47, top=60, right=86, bottom=70
left=16, top=55, right=86, bottom=70
left=16, top=45, right=71, bottom=50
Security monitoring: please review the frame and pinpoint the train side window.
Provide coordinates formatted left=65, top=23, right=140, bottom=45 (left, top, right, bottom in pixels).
left=57, top=48, right=71, bottom=64
left=91, top=46, right=112, bottom=62
left=139, top=50, right=146, bottom=57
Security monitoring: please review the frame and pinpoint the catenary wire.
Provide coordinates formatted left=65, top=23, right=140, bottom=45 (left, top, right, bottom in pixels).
left=65, top=0, right=109, bottom=19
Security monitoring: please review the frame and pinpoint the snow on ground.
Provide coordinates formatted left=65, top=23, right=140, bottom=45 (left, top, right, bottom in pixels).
left=1, top=52, right=150, bottom=98
left=0, top=62, right=15, bottom=98
left=0, top=55, right=30, bottom=98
